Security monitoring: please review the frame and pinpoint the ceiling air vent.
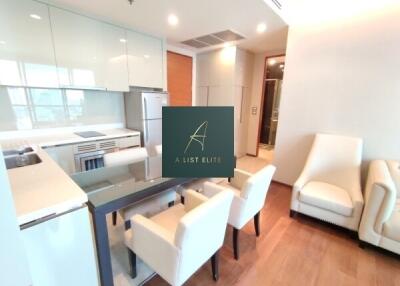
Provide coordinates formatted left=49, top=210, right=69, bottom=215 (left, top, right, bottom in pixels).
left=181, top=39, right=209, bottom=49
left=271, top=0, right=282, bottom=9
left=181, top=30, right=245, bottom=49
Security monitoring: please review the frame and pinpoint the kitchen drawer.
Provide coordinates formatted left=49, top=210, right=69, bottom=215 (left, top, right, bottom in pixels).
left=119, top=135, right=140, bottom=149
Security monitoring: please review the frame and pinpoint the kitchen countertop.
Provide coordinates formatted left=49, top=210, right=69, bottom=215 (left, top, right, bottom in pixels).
left=0, top=128, right=140, bottom=149
left=0, top=128, right=141, bottom=226
left=7, top=147, right=88, bottom=226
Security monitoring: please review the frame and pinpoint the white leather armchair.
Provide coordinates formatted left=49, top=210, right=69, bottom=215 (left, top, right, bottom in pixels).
left=290, top=134, right=364, bottom=231
left=203, top=165, right=276, bottom=259
left=104, top=147, right=176, bottom=228
left=125, top=189, right=234, bottom=285
left=359, top=160, right=400, bottom=254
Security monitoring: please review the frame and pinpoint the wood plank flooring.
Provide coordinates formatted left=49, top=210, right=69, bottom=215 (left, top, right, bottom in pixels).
left=146, top=181, right=400, bottom=286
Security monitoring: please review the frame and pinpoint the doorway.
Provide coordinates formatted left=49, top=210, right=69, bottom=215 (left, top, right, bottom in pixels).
left=257, top=55, right=285, bottom=160
left=167, top=51, right=193, bottom=106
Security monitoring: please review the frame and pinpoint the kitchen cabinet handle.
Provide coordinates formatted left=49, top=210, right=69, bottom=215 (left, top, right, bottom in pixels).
left=144, top=120, right=149, bottom=143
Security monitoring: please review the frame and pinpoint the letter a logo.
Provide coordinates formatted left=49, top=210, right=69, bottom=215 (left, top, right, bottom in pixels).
left=184, top=121, right=208, bottom=154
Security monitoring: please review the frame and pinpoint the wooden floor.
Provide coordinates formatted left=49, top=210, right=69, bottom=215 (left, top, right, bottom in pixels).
left=146, top=182, right=400, bottom=286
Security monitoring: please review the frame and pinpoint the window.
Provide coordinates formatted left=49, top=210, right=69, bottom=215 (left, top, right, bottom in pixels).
left=2, top=87, right=123, bottom=131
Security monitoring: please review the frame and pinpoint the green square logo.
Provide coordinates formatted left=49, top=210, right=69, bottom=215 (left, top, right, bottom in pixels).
left=162, top=107, right=234, bottom=178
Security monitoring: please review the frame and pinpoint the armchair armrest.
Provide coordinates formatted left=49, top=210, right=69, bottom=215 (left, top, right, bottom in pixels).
left=361, top=161, right=397, bottom=235
left=129, top=215, right=178, bottom=277
left=202, top=181, right=231, bottom=198
left=230, top=169, right=252, bottom=190
left=184, top=190, right=208, bottom=212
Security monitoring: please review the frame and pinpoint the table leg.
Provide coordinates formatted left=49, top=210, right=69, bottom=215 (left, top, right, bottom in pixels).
left=92, top=210, right=114, bottom=286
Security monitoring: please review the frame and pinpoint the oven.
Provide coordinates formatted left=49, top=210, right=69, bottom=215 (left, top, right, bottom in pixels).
left=74, top=150, right=106, bottom=172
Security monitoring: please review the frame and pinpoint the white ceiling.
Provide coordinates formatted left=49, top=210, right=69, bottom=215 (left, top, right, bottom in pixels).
left=44, top=0, right=288, bottom=54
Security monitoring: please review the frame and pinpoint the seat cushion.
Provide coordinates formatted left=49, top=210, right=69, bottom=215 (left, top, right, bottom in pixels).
left=150, top=204, right=186, bottom=234
left=383, top=200, right=400, bottom=241
left=299, top=181, right=354, bottom=216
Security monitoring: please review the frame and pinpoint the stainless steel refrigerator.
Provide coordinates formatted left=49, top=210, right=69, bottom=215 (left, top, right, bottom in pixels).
left=124, top=90, right=169, bottom=148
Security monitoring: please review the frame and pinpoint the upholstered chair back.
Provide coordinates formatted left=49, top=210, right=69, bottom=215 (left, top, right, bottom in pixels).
left=239, top=165, right=276, bottom=221
left=174, top=190, right=233, bottom=284
left=104, top=147, right=148, bottom=167
left=303, top=134, right=362, bottom=193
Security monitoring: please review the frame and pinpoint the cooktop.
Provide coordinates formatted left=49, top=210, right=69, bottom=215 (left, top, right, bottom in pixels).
left=74, top=131, right=106, bottom=138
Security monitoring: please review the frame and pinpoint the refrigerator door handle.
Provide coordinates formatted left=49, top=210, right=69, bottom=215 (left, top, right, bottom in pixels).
left=143, top=97, right=148, bottom=119
left=144, top=120, right=149, bottom=143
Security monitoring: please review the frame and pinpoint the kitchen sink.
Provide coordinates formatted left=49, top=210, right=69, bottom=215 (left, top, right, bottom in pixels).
left=5, top=153, right=42, bottom=169
left=2, top=147, right=34, bottom=157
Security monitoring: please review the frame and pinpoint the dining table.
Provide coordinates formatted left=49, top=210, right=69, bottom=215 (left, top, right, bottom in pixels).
left=71, top=155, right=195, bottom=286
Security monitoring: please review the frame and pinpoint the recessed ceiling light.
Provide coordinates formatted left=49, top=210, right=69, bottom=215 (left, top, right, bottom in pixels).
left=30, top=14, right=41, bottom=20
left=268, top=59, right=277, bottom=66
left=0, top=41, right=5, bottom=45
left=168, top=14, right=179, bottom=26
left=119, top=38, right=127, bottom=43
left=144, top=54, right=150, bottom=59
left=257, top=22, right=267, bottom=33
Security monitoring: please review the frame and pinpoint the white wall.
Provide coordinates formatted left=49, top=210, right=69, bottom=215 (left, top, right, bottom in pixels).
left=246, top=50, right=286, bottom=155
left=273, top=0, right=400, bottom=185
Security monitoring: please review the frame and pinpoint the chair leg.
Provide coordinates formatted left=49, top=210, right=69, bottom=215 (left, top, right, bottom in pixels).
left=233, top=228, right=239, bottom=260
left=211, top=250, right=219, bottom=281
left=359, top=240, right=368, bottom=249
left=289, top=210, right=296, bottom=218
left=112, top=211, right=117, bottom=226
left=124, top=220, right=131, bottom=230
left=168, top=201, right=175, bottom=207
left=254, top=212, right=261, bottom=237
left=127, top=248, right=137, bottom=279
left=180, top=196, right=185, bottom=204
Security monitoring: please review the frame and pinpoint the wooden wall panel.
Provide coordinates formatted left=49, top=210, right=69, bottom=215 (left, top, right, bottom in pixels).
left=167, top=51, right=193, bottom=106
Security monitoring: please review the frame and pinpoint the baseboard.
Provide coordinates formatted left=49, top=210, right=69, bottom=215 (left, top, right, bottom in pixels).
left=272, top=180, right=293, bottom=188
left=246, top=153, right=257, bottom=157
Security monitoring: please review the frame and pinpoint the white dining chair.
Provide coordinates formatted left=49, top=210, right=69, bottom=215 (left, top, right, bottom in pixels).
left=202, top=164, right=276, bottom=259
left=125, top=188, right=233, bottom=285
left=104, top=147, right=176, bottom=228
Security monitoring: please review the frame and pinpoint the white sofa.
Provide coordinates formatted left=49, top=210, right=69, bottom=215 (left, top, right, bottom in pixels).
left=125, top=188, right=233, bottom=285
left=290, top=134, right=364, bottom=231
left=203, top=165, right=276, bottom=259
left=358, top=160, right=400, bottom=254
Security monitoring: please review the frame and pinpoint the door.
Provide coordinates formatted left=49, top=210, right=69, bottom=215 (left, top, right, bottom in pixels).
left=260, top=80, right=277, bottom=145
left=0, top=149, right=32, bottom=286
left=143, top=118, right=162, bottom=147
left=196, top=86, right=209, bottom=106
left=142, top=93, right=163, bottom=119
left=167, top=51, right=192, bottom=106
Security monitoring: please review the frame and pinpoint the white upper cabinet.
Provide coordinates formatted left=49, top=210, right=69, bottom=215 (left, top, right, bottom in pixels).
left=49, top=7, right=106, bottom=90
left=126, top=30, right=164, bottom=89
left=102, top=24, right=129, bottom=92
left=0, top=0, right=58, bottom=88
left=49, top=7, right=129, bottom=91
